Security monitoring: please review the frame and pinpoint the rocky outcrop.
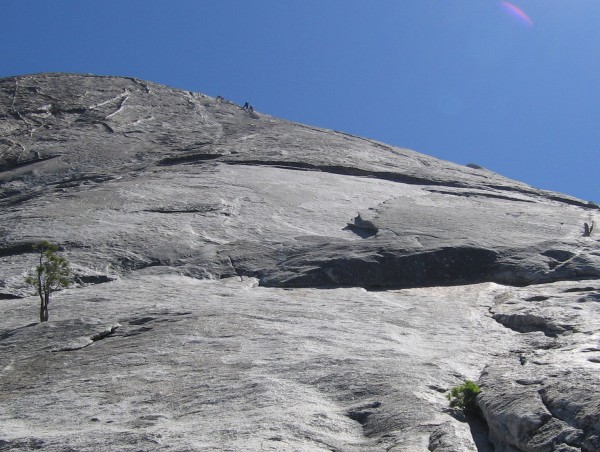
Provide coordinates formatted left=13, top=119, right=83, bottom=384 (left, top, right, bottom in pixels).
left=1, top=73, right=599, bottom=450
left=478, top=282, right=600, bottom=451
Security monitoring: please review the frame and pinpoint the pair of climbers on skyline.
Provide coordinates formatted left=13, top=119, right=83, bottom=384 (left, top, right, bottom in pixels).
left=242, top=101, right=254, bottom=112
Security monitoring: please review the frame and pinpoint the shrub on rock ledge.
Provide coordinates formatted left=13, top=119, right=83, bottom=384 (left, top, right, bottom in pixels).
left=447, top=380, right=481, bottom=414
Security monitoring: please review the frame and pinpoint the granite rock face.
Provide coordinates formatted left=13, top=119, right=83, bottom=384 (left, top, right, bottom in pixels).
left=1, top=73, right=599, bottom=450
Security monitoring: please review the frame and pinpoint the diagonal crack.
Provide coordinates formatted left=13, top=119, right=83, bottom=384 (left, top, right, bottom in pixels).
left=51, top=324, right=120, bottom=352
left=105, top=93, right=129, bottom=119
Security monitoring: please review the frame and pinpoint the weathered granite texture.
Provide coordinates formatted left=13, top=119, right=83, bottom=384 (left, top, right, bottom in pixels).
left=1, top=73, right=599, bottom=450
left=479, top=282, right=600, bottom=451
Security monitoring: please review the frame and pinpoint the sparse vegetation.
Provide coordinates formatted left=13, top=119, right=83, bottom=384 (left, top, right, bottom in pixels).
left=24, top=241, right=71, bottom=322
left=447, top=380, right=481, bottom=413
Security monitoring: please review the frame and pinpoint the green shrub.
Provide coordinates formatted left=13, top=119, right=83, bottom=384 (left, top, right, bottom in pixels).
left=447, top=380, right=481, bottom=413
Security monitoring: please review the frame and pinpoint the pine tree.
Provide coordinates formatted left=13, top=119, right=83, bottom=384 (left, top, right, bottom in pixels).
left=24, top=241, right=71, bottom=322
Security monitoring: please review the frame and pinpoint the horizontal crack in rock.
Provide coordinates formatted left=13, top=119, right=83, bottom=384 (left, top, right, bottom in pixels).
left=157, top=151, right=221, bottom=166
left=0, top=153, right=60, bottom=172
left=426, top=188, right=537, bottom=203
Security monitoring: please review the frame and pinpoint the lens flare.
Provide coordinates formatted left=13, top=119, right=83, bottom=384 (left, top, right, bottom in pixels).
left=500, top=2, right=533, bottom=27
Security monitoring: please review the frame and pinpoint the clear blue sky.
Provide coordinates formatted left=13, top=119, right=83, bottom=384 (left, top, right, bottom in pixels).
left=2, top=1, right=598, bottom=202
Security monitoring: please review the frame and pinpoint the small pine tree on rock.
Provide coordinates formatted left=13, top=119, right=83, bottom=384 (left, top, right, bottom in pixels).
left=447, top=380, right=481, bottom=414
left=24, top=241, right=71, bottom=322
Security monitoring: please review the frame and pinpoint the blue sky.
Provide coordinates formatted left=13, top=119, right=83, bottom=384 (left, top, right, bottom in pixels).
left=2, top=1, right=598, bottom=202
